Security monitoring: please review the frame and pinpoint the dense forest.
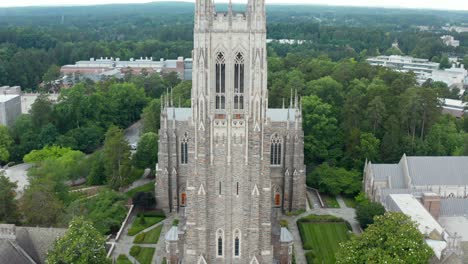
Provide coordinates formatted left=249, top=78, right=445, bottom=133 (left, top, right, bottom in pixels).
left=1, top=2, right=468, bottom=89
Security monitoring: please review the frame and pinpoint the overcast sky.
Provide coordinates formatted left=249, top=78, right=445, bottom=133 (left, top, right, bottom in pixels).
left=0, top=0, right=467, bottom=11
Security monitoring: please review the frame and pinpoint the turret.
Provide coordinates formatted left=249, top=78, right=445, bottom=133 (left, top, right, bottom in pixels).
left=247, top=0, right=266, bottom=31
left=195, top=0, right=213, bottom=31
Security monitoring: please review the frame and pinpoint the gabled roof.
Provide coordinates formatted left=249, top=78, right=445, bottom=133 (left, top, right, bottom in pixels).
left=405, top=157, right=468, bottom=186
left=0, top=225, right=66, bottom=264
left=0, top=240, right=35, bottom=264
left=165, top=226, right=179, bottom=242
left=440, top=199, right=468, bottom=217
left=280, top=227, right=293, bottom=243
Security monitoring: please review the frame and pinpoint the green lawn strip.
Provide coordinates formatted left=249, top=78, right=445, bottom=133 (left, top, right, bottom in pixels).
left=321, top=194, right=340, bottom=208
left=298, top=221, right=350, bottom=264
left=128, top=216, right=165, bottom=236
left=125, top=181, right=155, bottom=198
left=130, top=246, right=155, bottom=264
left=116, top=254, right=132, bottom=264
left=134, top=224, right=163, bottom=244
left=342, top=196, right=357, bottom=208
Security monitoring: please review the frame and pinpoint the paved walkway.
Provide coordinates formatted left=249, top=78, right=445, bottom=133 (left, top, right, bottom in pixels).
left=111, top=211, right=173, bottom=264
left=286, top=192, right=362, bottom=263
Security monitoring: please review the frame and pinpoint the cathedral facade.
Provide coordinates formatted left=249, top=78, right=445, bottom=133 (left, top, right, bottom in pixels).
left=155, top=0, right=306, bottom=263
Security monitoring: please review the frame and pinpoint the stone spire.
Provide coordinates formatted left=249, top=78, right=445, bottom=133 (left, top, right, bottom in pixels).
left=195, top=0, right=213, bottom=30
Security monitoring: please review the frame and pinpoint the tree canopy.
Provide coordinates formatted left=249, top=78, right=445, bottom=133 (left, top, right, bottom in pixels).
left=47, top=217, right=110, bottom=264
left=336, top=212, right=434, bottom=264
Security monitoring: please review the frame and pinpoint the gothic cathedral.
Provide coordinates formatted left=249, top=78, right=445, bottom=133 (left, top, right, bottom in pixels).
left=155, top=0, right=306, bottom=263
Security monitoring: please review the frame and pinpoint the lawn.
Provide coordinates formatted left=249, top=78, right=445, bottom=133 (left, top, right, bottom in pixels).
left=116, top=254, right=132, bottom=264
left=134, top=224, right=163, bottom=244
left=298, top=216, right=351, bottom=264
left=342, top=196, right=357, bottom=208
left=321, top=194, right=340, bottom=208
left=125, top=181, right=155, bottom=198
left=130, top=246, right=155, bottom=264
left=128, top=215, right=165, bottom=236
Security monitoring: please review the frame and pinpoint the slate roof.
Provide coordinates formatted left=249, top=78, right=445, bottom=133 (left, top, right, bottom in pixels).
left=406, top=157, right=468, bottom=186
left=165, top=107, right=299, bottom=122
left=165, top=226, right=179, bottom=241
left=440, top=198, right=468, bottom=217
left=166, top=107, right=192, bottom=121
left=372, top=164, right=406, bottom=188
left=0, top=240, right=35, bottom=264
left=0, top=226, right=66, bottom=264
left=280, top=227, right=293, bottom=243
left=266, top=108, right=296, bottom=122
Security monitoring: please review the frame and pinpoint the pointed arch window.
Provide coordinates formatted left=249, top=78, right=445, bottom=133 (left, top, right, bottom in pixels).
left=233, top=229, right=241, bottom=257
left=216, top=52, right=226, bottom=110
left=181, top=133, right=189, bottom=164
left=180, top=192, right=187, bottom=207
left=234, top=52, right=244, bottom=110
left=274, top=186, right=282, bottom=207
left=270, top=134, right=282, bottom=165
left=217, top=229, right=224, bottom=257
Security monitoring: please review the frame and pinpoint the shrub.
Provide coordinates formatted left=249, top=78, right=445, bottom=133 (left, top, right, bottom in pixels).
left=356, top=201, right=385, bottom=229
left=280, top=220, right=289, bottom=227
left=173, top=219, right=179, bottom=226
left=134, top=233, right=146, bottom=243
left=139, top=214, right=146, bottom=225
left=130, top=246, right=142, bottom=257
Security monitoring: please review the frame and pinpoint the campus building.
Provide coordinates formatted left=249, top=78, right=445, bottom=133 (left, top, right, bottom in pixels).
left=155, top=0, right=306, bottom=263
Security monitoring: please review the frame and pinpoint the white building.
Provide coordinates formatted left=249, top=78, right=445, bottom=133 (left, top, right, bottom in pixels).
left=441, top=98, right=467, bottom=118
left=366, top=55, right=467, bottom=89
left=61, top=56, right=193, bottom=81
left=441, top=35, right=460, bottom=48
left=0, top=94, right=21, bottom=127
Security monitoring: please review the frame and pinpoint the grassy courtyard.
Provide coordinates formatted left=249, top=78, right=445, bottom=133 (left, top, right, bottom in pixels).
left=298, top=215, right=351, bottom=264
left=116, top=254, right=132, bottom=264
left=321, top=194, right=340, bottom=208
left=130, top=246, right=155, bottom=264
left=128, top=213, right=165, bottom=236
left=134, top=224, right=163, bottom=244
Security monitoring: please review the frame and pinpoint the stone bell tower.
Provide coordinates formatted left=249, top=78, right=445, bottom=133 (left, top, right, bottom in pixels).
left=156, top=0, right=305, bottom=263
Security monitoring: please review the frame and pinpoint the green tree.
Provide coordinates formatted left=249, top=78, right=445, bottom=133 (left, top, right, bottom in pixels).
left=439, top=55, right=451, bottom=69
left=302, top=95, right=342, bottom=165
left=311, top=163, right=361, bottom=195
left=47, top=217, right=110, bottom=264
left=0, top=125, right=13, bottom=163
left=336, top=212, right=434, bottom=264
left=133, top=132, right=158, bottom=169
left=0, top=171, right=18, bottom=223
left=64, top=190, right=127, bottom=234
left=103, top=126, right=132, bottom=190
left=141, top=99, right=161, bottom=133
left=305, top=76, right=344, bottom=106
left=355, top=200, right=386, bottom=229
left=171, top=81, right=192, bottom=107
left=87, top=151, right=107, bottom=186
left=29, top=93, right=53, bottom=129
left=42, top=64, right=60, bottom=83
left=20, top=179, right=64, bottom=226
left=24, top=145, right=75, bottom=163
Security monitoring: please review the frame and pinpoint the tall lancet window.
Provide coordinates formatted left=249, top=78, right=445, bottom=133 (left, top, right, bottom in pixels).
left=181, top=133, right=189, bottom=164
left=270, top=134, right=282, bottom=165
left=217, top=229, right=224, bottom=257
left=215, top=52, right=226, bottom=110
left=233, top=229, right=241, bottom=257
left=234, top=52, right=245, bottom=110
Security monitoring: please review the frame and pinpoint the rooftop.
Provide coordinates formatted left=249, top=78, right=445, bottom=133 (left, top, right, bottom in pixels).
left=388, top=194, right=444, bottom=236
left=0, top=94, right=20, bottom=103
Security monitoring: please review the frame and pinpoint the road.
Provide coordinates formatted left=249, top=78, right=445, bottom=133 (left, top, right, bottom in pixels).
left=125, top=120, right=142, bottom=146
left=3, top=163, right=32, bottom=197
